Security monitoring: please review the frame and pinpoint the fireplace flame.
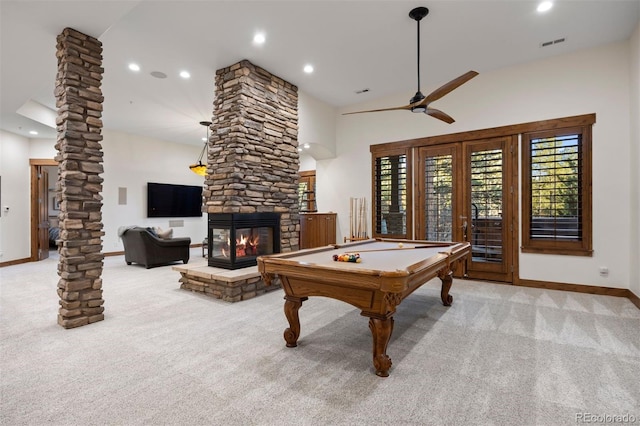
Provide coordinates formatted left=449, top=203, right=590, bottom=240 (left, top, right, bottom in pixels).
left=221, top=234, right=260, bottom=258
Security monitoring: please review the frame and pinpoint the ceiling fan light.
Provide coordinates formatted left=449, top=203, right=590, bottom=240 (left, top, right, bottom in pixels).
left=411, top=106, right=427, bottom=113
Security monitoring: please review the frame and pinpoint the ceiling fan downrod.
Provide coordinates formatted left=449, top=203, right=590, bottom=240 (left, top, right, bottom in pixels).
left=409, top=7, right=429, bottom=110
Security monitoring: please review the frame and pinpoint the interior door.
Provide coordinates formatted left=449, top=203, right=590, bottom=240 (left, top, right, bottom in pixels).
left=416, top=137, right=515, bottom=282
left=37, top=167, right=50, bottom=260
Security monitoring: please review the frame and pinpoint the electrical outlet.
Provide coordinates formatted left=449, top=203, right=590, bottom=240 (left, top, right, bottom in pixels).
left=599, top=266, right=609, bottom=277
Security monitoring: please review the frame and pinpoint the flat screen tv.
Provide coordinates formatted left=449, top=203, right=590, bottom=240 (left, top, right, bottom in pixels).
left=147, top=182, right=203, bottom=218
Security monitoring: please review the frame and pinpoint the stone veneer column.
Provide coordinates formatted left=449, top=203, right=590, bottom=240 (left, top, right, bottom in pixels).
left=204, top=60, right=300, bottom=252
left=54, top=28, right=105, bottom=329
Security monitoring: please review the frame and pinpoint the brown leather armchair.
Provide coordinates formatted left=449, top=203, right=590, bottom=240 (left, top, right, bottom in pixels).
left=121, top=227, right=191, bottom=269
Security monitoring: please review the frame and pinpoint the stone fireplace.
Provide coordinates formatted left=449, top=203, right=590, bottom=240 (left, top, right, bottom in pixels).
left=175, top=59, right=299, bottom=302
left=203, top=59, right=299, bottom=251
left=208, top=212, right=280, bottom=270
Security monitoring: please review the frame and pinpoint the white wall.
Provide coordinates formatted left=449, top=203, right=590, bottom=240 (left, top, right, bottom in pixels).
left=30, top=138, right=57, bottom=159
left=0, top=131, right=32, bottom=261
left=298, top=90, right=336, bottom=160
left=0, top=129, right=205, bottom=263
left=298, top=90, right=333, bottom=212
left=101, top=130, right=206, bottom=252
left=629, top=21, right=640, bottom=297
left=322, top=40, right=633, bottom=289
left=299, top=154, right=316, bottom=173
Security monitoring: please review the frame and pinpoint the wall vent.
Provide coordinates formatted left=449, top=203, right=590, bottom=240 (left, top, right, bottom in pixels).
left=540, top=37, right=566, bottom=48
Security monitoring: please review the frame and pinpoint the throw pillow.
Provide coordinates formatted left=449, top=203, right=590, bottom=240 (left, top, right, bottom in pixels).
left=154, top=226, right=173, bottom=239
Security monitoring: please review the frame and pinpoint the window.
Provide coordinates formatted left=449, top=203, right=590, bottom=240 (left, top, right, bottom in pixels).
left=470, top=147, right=504, bottom=262
left=423, top=152, right=454, bottom=241
left=298, top=171, right=316, bottom=212
left=371, top=148, right=412, bottom=239
left=521, top=125, right=592, bottom=256
left=370, top=113, right=594, bottom=260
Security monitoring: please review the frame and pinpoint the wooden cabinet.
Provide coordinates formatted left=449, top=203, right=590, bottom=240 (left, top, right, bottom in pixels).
left=299, top=213, right=336, bottom=249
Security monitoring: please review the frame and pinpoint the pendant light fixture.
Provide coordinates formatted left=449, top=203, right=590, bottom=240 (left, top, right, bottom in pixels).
left=189, top=120, right=212, bottom=176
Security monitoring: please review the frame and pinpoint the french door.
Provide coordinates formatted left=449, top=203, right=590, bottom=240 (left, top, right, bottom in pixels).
left=416, top=137, right=516, bottom=282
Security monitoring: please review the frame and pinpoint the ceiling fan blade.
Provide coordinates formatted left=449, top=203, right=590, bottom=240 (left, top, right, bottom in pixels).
left=342, top=104, right=412, bottom=115
left=423, top=70, right=479, bottom=104
left=426, top=108, right=455, bottom=124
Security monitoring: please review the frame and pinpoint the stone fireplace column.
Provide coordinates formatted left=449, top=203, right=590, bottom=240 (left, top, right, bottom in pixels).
left=204, top=60, right=300, bottom=252
left=54, top=28, right=105, bottom=329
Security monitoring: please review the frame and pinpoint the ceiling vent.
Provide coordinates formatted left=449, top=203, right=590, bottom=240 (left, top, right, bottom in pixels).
left=540, top=37, right=566, bottom=48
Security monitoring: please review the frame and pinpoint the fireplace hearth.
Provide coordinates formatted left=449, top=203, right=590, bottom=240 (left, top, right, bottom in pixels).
left=208, top=213, right=280, bottom=270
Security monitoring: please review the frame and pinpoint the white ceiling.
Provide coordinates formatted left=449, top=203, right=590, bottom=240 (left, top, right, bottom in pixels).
left=1, top=0, right=638, bottom=147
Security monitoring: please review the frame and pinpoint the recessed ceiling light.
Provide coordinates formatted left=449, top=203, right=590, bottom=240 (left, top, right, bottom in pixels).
left=537, top=1, right=553, bottom=13
left=128, top=63, right=140, bottom=72
left=253, top=33, right=266, bottom=45
left=29, top=130, right=38, bottom=135
left=179, top=70, right=191, bottom=79
left=297, top=147, right=303, bottom=152
left=303, top=64, right=314, bottom=74
left=303, top=143, right=310, bottom=149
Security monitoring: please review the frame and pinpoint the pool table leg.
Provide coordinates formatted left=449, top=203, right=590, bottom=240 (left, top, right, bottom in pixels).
left=367, top=316, right=394, bottom=377
left=283, top=295, right=308, bottom=348
left=438, top=268, right=454, bottom=306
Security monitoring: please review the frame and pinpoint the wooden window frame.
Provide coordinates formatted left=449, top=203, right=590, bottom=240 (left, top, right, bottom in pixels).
left=521, top=125, right=593, bottom=256
left=369, top=113, right=594, bottom=258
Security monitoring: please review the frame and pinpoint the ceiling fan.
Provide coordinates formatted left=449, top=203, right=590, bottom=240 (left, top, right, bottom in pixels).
left=344, top=6, right=478, bottom=124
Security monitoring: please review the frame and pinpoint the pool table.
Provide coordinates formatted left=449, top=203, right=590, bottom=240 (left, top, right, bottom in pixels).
left=257, top=238, right=471, bottom=377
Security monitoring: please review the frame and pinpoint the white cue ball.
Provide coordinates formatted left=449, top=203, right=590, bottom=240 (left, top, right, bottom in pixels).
left=398, top=243, right=404, bottom=248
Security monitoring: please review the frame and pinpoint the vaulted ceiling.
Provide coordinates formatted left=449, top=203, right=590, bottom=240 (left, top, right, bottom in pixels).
left=1, top=1, right=638, bottom=147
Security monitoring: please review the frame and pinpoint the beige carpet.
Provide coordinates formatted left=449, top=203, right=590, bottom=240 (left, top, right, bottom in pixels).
left=1, top=249, right=638, bottom=425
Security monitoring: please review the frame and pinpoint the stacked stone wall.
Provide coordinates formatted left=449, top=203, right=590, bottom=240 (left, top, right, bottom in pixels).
left=54, top=28, right=105, bottom=329
left=203, top=60, right=300, bottom=253
left=178, top=272, right=281, bottom=303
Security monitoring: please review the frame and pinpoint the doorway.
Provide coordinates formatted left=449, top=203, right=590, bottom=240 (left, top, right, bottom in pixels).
left=415, top=136, right=517, bottom=283
left=29, top=159, right=58, bottom=262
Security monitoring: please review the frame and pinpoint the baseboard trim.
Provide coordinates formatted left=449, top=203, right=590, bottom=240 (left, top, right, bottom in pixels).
left=516, top=278, right=637, bottom=307
left=0, top=257, right=31, bottom=268
left=628, top=290, right=640, bottom=310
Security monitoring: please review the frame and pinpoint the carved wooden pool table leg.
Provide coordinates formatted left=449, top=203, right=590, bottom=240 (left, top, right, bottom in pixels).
left=283, top=295, right=308, bottom=347
left=438, top=268, right=454, bottom=306
left=367, top=316, right=394, bottom=377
